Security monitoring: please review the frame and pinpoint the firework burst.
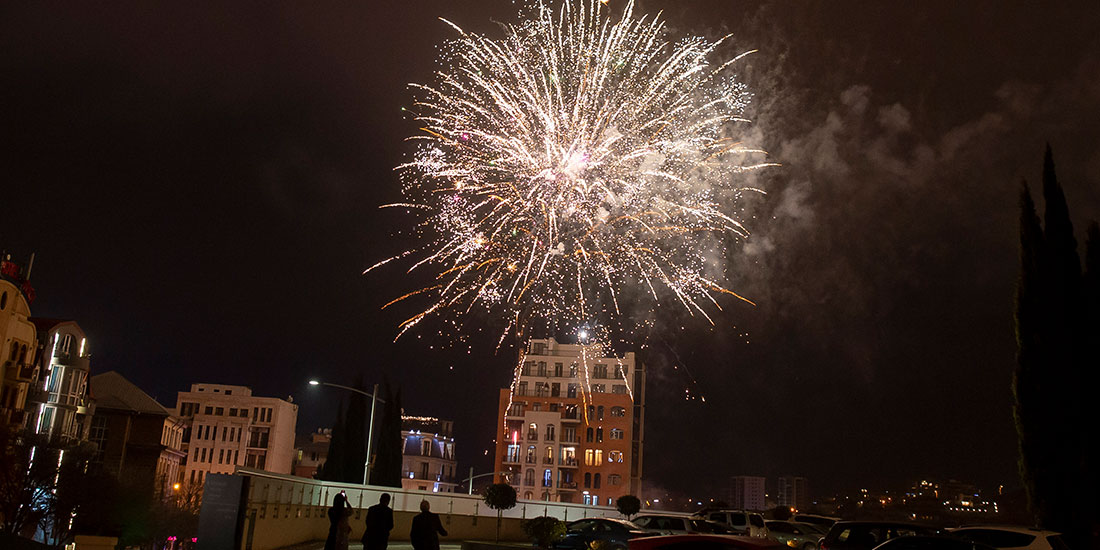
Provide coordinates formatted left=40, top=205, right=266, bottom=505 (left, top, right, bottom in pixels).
left=372, top=0, right=775, bottom=342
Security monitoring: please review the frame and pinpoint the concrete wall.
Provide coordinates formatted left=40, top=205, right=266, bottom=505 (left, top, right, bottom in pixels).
left=234, top=469, right=626, bottom=550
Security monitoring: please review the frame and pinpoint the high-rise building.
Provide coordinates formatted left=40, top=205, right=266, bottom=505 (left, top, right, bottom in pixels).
left=778, top=476, right=810, bottom=511
left=88, top=371, right=186, bottom=499
left=27, top=319, right=94, bottom=444
left=401, top=416, right=458, bottom=493
left=0, top=254, right=38, bottom=431
left=731, top=475, right=766, bottom=511
left=493, top=337, right=645, bottom=505
left=172, top=383, right=298, bottom=487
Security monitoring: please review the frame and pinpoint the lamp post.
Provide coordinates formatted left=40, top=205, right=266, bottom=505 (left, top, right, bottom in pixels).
left=308, top=379, right=384, bottom=485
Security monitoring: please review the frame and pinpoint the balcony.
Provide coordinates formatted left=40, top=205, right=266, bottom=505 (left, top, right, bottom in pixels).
left=525, top=456, right=537, bottom=464
left=543, top=456, right=554, bottom=465
left=557, top=481, right=578, bottom=490
left=559, top=458, right=578, bottom=468
left=403, top=471, right=459, bottom=484
left=561, top=412, right=580, bottom=423
left=503, top=455, right=520, bottom=464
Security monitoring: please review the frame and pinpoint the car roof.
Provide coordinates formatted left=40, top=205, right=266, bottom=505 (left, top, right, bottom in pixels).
left=637, top=514, right=695, bottom=519
left=950, top=525, right=1061, bottom=536
left=631, top=534, right=784, bottom=548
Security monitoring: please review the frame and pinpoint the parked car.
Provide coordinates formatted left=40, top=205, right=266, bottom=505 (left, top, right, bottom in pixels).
left=871, top=535, right=995, bottom=550
left=635, top=515, right=726, bottom=535
left=793, top=515, right=842, bottom=531
left=700, top=510, right=771, bottom=538
left=630, top=534, right=788, bottom=550
left=556, top=518, right=657, bottom=550
left=819, top=521, right=941, bottom=550
left=765, top=520, right=825, bottom=550
left=947, top=526, right=1069, bottom=550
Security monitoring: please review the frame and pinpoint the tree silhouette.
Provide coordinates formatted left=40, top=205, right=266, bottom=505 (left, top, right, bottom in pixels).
left=616, top=495, right=640, bottom=520
left=1014, top=146, right=1098, bottom=548
left=483, top=482, right=517, bottom=542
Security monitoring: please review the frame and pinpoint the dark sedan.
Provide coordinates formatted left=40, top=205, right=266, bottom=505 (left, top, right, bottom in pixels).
left=819, top=522, right=942, bottom=550
left=556, top=518, right=657, bottom=550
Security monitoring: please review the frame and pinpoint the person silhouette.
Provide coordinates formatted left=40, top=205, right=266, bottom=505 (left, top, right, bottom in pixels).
left=363, top=493, right=395, bottom=550
left=409, top=500, right=448, bottom=550
left=324, top=492, right=352, bottom=550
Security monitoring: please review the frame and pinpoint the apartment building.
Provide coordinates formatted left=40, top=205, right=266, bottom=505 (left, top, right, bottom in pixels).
left=493, top=338, right=645, bottom=505
left=778, top=475, right=810, bottom=511
left=0, top=255, right=38, bottom=430
left=401, top=415, right=458, bottom=493
left=173, top=383, right=298, bottom=487
left=28, top=319, right=94, bottom=444
left=89, top=371, right=186, bottom=499
left=730, top=475, right=767, bottom=511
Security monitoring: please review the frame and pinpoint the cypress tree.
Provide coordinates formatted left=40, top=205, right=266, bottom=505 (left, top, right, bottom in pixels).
left=1013, top=181, right=1047, bottom=527
left=1014, top=147, right=1094, bottom=547
left=344, top=375, right=369, bottom=484
left=318, top=400, right=346, bottom=482
left=369, top=380, right=404, bottom=487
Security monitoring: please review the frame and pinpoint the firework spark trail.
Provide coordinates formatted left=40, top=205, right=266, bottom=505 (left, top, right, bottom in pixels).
left=381, top=0, right=775, bottom=343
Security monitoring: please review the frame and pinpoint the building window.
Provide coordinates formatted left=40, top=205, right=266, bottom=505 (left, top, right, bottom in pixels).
left=610, top=429, right=624, bottom=440
left=215, top=407, right=224, bottom=416
left=508, top=403, right=524, bottom=416
left=597, top=406, right=604, bottom=420
left=537, top=362, right=547, bottom=376
left=518, top=382, right=528, bottom=396
left=219, top=449, right=225, bottom=464
left=551, top=383, right=560, bottom=397
left=584, top=449, right=595, bottom=466
left=594, top=449, right=603, bottom=463
left=596, top=428, right=603, bottom=442
left=204, top=406, right=213, bottom=415
left=567, top=384, right=578, bottom=398
left=545, top=424, right=555, bottom=441
left=593, top=364, right=608, bottom=378
left=420, top=462, right=429, bottom=479
left=614, top=365, right=625, bottom=379
left=610, top=406, right=626, bottom=417
left=609, top=450, right=623, bottom=462
left=586, top=428, right=593, bottom=442
left=592, top=384, right=605, bottom=393
left=507, top=444, right=520, bottom=463
left=543, top=469, right=552, bottom=487
left=422, top=440, right=432, bottom=456
left=584, top=473, right=591, bottom=488
left=527, top=423, right=538, bottom=440
left=554, top=363, right=563, bottom=377
left=569, top=363, right=578, bottom=377
left=608, top=474, right=622, bottom=486
left=527, top=446, right=536, bottom=464
left=612, top=385, right=628, bottom=394
left=525, top=469, right=535, bottom=486
left=593, top=473, right=601, bottom=489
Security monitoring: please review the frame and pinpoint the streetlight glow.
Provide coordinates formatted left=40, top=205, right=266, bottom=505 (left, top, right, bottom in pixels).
left=308, top=380, right=320, bottom=386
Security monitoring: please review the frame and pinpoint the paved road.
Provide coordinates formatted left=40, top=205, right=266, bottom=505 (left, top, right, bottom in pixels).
left=277, top=543, right=465, bottom=550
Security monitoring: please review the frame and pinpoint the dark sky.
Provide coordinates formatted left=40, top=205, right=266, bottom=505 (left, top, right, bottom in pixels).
left=3, top=1, right=1099, bottom=499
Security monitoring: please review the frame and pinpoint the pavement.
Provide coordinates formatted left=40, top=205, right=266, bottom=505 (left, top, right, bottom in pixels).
left=277, top=543, right=466, bottom=550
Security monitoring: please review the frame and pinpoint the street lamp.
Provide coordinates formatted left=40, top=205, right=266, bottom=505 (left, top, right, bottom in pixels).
left=308, top=379, right=385, bottom=486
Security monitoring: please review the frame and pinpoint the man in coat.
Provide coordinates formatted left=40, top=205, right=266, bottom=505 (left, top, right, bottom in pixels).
left=363, top=493, right=395, bottom=550
left=410, top=500, right=448, bottom=550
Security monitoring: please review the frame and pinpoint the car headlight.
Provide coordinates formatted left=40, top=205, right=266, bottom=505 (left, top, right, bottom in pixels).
left=787, top=540, right=799, bottom=548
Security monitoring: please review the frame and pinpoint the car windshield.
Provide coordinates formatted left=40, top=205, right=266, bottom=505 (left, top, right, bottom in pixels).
left=749, top=515, right=765, bottom=528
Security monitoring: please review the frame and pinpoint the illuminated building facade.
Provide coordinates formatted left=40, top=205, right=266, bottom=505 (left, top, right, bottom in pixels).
left=27, top=319, right=94, bottom=444
left=0, top=254, right=38, bottom=431
left=172, top=383, right=298, bottom=487
left=493, top=338, right=645, bottom=505
left=401, top=416, right=458, bottom=492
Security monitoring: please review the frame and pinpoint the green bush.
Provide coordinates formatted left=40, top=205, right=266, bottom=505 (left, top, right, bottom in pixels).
left=523, top=516, right=566, bottom=548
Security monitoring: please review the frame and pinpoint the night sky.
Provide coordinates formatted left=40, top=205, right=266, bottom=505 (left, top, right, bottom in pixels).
left=3, top=1, right=1099, bottom=499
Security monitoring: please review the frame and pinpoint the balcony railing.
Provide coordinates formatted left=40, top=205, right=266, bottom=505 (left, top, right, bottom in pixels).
left=543, top=457, right=554, bottom=465
left=558, top=481, right=578, bottom=490
left=403, top=471, right=459, bottom=484
left=504, top=456, right=520, bottom=464
left=559, top=458, right=578, bottom=467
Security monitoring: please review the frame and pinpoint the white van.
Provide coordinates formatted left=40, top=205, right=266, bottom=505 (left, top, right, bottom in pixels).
left=699, top=510, right=770, bottom=538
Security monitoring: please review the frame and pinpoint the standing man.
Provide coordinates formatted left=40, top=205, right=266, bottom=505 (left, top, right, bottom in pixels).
left=410, top=500, right=448, bottom=550
left=363, top=493, right=394, bottom=550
